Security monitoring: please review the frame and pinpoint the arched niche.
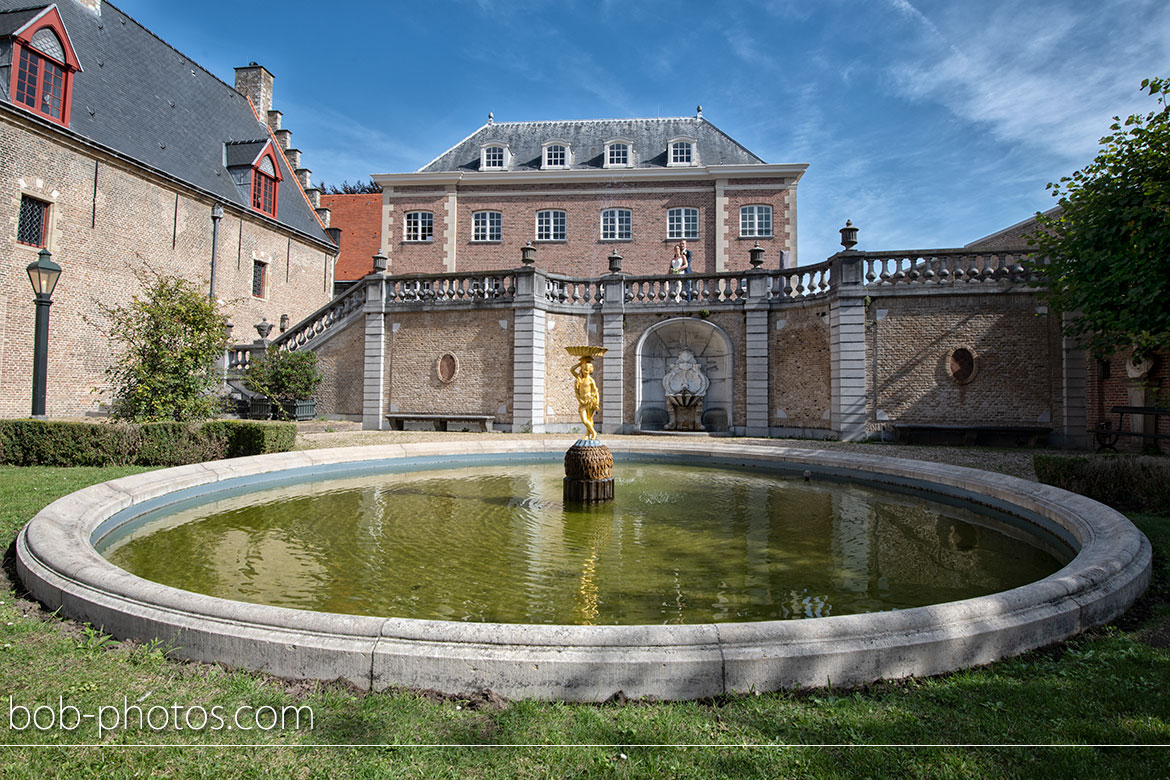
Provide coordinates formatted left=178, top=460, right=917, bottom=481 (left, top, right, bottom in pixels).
left=635, top=318, right=733, bottom=432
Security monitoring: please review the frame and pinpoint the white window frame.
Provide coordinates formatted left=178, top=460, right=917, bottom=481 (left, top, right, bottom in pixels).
left=536, top=209, right=566, bottom=241
left=541, top=140, right=571, bottom=170
left=740, top=205, right=773, bottom=238
left=404, top=211, right=434, bottom=242
left=472, top=210, right=502, bottom=242
left=604, top=139, right=632, bottom=168
left=480, top=144, right=509, bottom=170
left=667, top=207, right=699, bottom=240
left=668, top=137, right=697, bottom=167
left=600, top=208, right=632, bottom=241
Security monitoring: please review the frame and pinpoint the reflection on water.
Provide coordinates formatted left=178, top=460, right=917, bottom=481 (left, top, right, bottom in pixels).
left=104, top=463, right=1063, bottom=625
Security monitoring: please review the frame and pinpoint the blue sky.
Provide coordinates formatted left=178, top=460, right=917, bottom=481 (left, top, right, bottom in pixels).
left=113, top=0, right=1170, bottom=264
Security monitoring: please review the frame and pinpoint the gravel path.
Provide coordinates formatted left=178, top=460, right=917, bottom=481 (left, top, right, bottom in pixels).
left=295, top=422, right=1053, bottom=481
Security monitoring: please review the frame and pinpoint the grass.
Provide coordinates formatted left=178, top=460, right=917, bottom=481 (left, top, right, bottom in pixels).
left=0, top=464, right=1168, bottom=777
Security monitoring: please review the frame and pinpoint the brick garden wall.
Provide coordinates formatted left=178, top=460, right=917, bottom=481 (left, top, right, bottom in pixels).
left=770, top=301, right=832, bottom=430
left=311, top=313, right=364, bottom=418
left=543, top=311, right=603, bottom=429
left=1, top=114, right=334, bottom=417
left=384, top=309, right=515, bottom=424
left=867, top=292, right=1061, bottom=429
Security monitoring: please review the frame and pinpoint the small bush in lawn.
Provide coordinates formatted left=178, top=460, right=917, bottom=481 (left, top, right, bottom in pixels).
left=1034, top=453, right=1170, bottom=512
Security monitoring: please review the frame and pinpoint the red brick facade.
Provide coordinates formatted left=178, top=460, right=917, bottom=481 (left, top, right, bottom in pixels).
left=369, top=175, right=800, bottom=277
left=322, top=192, right=381, bottom=280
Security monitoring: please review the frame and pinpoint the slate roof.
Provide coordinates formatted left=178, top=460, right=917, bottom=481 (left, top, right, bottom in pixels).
left=0, top=6, right=44, bottom=36
left=419, top=116, right=767, bottom=173
left=0, top=0, right=333, bottom=247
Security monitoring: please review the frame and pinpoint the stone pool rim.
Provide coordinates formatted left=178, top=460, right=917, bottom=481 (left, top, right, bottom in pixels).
left=16, top=439, right=1152, bottom=702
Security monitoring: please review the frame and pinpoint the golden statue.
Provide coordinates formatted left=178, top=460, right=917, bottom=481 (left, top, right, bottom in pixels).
left=566, top=346, right=606, bottom=440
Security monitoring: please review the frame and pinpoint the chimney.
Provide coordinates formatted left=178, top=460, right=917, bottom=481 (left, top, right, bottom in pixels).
left=304, top=187, right=321, bottom=208
left=77, top=0, right=101, bottom=13
left=316, top=207, right=331, bottom=228
left=266, top=110, right=282, bottom=131
left=233, top=63, right=274, bottom=117
left=295, top=168, right=311, bottom=190
left=284, top=148, right=301, bottom=168
left=274, top=129, right=292, bottom=150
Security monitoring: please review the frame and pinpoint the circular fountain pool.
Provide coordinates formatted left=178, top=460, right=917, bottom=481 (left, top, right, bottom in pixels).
left=16, top=440, right=1151, bottom=701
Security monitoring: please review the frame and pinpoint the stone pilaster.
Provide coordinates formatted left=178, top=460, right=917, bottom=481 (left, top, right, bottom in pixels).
left=361, top=277, right=387, bottom=430
left=512, top=267, right=546, bottom=432
left=600, top=274, right=627, bottom=434
left=830, top=254, right=867, bottom=441
left=744, top=267, right=771, bottom=437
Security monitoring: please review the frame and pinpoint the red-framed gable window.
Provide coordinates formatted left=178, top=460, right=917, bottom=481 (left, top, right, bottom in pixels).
left=250, top=149, right=282, bottom=218
left=8, top=8, right=81, bottom=128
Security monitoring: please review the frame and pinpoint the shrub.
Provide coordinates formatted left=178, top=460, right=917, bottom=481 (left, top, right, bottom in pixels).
left=0, top=419, right=295, bottom=467
left=244, top=349, right=322, bottom=402
left=97, top=272, right=227, bottom=422
left=1034, top=453, right=1170, bottom=512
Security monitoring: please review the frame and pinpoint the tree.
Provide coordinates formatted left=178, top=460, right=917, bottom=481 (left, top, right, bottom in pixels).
left=100, top=273, right=227, bottom=421
left=1028, top=77, right=1170, bottom=358
left=319, top=179, right=383, bottom=194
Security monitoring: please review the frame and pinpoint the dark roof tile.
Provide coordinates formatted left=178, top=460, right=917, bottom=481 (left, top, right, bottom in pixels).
left=420, top=116, right=765, bottom=173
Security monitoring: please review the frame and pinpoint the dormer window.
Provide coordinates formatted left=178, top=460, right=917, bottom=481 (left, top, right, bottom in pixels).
left=481, top=144, right=510, bottom=170
left=6, top=7, right=82, bottom=128
left=251, top=154, right=279, bottom=216
left=226, top=139, right=283, bottom=218
left=542, top=141, right=570, bottom=169
left=604, top=139, right=633, bottom=169
left=668, top=138, right=696, bottom=166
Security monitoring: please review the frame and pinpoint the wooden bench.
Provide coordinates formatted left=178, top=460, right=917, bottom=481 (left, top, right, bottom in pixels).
left=1094, top=405, right=1170, bottom=452
left=385, top=413, right=494, bottom=432
left=893, top=423, right=1052, bottom=447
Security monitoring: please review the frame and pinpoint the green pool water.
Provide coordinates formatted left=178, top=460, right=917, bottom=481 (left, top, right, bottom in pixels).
left=103, top=462, right=1064, bottom=625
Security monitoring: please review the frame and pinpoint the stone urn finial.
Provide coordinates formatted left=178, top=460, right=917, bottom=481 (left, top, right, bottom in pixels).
left=255, top=318, right=274, bottom=340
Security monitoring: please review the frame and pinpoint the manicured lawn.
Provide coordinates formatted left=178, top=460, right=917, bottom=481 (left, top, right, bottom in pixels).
left=1, top=464, right=1168, bottom=777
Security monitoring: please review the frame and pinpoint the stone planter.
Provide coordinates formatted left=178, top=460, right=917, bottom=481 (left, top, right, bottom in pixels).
left=249, top=398, right=315, bottom=421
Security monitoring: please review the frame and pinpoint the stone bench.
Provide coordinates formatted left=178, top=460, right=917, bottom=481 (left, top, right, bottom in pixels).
left=893, top=423, right=1051, bottom=447
left=385, top=413, right=494, bottom=432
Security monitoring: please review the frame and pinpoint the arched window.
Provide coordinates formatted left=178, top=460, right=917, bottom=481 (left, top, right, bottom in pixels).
left=405, top=211, right=434, bottom=242
left=667, top=207, right=699, bottom=240
left=251, top=153, right=280, bottom=217
left=605, top=141, right=631, bottom=168
left=536, top=210, right=566, bottom=241
left=9, top=9, right=80, bottom=127
left=601, top=208, right=631, bottom=240
left=473, top=211, right=502, bottom=242
left=740, top=205, right=772, bottom=238
left=542, top=142, right=570, bottom=169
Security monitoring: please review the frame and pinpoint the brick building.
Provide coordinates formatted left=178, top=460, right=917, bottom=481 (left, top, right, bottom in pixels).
left=369, top=110, right=806, bottom=277
left=321, top=192, right=380, bottom=293
left=1, top=0, right=337, bottom=416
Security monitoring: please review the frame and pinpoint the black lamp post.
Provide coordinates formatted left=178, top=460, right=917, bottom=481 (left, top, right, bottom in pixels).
left=26, top=248, right=62, bottom=418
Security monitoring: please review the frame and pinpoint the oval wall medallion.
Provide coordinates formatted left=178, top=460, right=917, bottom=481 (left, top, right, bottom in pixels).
left=437, top=352, right=459, bottom=384
left=948, top=347, right=977, bottom=384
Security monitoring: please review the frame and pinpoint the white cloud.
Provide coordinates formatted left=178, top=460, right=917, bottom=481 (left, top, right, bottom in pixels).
left=884, top=0, right=1170, bottom=161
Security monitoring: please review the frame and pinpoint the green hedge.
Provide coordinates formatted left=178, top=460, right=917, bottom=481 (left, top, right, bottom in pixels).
left=1034, top=453, right=1170, bottom=512
left=0, top=419, right=296, bottom=467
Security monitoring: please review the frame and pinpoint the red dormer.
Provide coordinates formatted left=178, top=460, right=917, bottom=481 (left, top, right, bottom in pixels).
left=250, top=143, right=282, bottom=217
left=7, top=5, right=81, bottom=127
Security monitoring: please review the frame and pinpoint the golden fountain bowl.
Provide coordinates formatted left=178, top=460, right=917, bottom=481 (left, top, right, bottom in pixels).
left=565, top=346, right=608, bottom=358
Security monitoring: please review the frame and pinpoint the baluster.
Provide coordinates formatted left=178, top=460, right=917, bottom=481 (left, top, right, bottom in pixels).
left=865, top=260, right=877, bottom=284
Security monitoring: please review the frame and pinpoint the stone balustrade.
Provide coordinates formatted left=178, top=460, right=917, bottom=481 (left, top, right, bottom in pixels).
left=861, top=248, right=1035, bottom=287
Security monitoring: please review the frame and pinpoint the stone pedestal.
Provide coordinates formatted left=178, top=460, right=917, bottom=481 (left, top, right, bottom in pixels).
left=563, top=440, right=614, bottom=503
